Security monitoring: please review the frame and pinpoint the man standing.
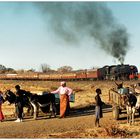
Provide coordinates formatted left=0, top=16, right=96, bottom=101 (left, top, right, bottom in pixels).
left=95, top=88, right=104, bottom=127
left=14, top=85, right=24, bottom=122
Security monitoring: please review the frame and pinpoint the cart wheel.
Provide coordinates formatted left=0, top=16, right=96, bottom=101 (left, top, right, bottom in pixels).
left=112, top=106, right=120, bottom=120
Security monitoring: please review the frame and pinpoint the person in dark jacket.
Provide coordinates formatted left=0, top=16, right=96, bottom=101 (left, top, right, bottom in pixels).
left=14, top=85, right=25, bottom=122
left=95, top=88, right=104, bottom=127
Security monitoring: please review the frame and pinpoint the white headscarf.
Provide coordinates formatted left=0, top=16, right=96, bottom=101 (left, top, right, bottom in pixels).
left=60, top=81, right=66, bottom=86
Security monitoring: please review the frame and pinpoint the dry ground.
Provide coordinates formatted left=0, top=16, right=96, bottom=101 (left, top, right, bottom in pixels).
left=0, top=80, right=140, bottom=138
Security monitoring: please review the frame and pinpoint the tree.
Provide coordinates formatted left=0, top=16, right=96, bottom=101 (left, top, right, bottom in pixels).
left=0, top=64, right=6, bottom=73
left=40, top=64, right=51, bottom=73
left=57, top=66, right=73, bottom=73
left=0, top=65, right=6, bottom=70
left=6, top=68, right=16, bottom=73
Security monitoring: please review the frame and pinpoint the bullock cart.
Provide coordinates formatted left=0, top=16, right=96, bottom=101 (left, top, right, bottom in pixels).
left=109, top=87, right=140, bottom=120
left=109, top=88, right=127, bottom=120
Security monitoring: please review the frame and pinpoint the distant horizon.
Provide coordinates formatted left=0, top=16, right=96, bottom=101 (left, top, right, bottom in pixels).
left=1, top=63, right=139, bottom=72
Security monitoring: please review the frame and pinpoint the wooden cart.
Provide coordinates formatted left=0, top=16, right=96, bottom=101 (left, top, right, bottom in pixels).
left=108, top=88, right=127, bottom=120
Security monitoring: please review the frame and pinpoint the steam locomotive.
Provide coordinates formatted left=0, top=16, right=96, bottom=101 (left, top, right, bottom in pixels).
left=0, top=64, right=139, bottom=81
left=97, top=64, right=138, bottom=80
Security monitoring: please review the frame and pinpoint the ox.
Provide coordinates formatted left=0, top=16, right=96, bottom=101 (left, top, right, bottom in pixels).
left=29, top=92, right=57, bottom=119
left=124, top=92, right=140, bottom=125
left=125, top=83, right=140, bottom=125
left=124, top=93, right=137, bottom=125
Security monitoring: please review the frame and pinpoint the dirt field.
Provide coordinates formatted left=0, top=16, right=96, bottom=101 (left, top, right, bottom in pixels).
left=0, top=80, right=140, bottom=138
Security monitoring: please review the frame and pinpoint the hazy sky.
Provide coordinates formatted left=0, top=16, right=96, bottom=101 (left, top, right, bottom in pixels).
left=0, top=2, right=140, bottom=71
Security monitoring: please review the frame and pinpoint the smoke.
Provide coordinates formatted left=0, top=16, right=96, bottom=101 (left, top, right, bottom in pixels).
left=34, top=2, right=129, bottom=64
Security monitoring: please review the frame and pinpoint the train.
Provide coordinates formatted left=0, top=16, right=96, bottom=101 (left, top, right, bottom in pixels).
left=0, top=64, right=139, bottom=81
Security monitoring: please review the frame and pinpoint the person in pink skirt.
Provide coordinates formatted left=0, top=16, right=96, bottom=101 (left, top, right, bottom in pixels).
left=0, top=91, right=4, bottom=122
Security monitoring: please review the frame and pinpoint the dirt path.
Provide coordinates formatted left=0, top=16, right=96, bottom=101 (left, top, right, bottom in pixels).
left=0, top=103, right=139, bottom=138
left=0, top=106, right=115, bottom=138
left=0, top=105, right=133, bottom=138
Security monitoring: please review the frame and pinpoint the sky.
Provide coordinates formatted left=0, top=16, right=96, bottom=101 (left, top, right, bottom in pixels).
left=0, top=2, right=140, bottom=71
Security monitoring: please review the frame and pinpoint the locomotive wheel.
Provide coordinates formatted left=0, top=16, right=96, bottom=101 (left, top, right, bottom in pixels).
left=112, top=106, right=120, bottom=120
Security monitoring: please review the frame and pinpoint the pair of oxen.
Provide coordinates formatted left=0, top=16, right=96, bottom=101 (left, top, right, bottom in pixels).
left=2, top=90, right=58, bottom=120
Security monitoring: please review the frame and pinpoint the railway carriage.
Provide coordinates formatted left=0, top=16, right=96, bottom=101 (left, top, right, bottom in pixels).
left=61, top=73, right=76, bottom=80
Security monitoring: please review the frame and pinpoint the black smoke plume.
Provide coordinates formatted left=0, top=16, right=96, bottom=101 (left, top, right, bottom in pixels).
left=34, top=2, right=129, bottom=64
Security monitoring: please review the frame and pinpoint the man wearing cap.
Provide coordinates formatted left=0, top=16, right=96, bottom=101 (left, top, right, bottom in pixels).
left=51, top=81, right=73, bottom=118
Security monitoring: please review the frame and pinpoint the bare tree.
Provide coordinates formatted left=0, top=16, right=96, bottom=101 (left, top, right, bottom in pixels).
left=0, top=64, right=6, bottom=70
left=40, top=64, right=51, bottom=73
left=57, top=66, right=73, bottom=73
